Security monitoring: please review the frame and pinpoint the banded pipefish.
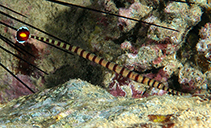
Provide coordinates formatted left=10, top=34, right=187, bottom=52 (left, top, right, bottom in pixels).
left=16, top=26, right=188, bottom=96
left=1, top=0, right=210, bottom=102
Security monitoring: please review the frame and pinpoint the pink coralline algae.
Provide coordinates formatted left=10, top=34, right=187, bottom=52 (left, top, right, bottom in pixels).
left=108, top=73, right=144, bottom=98
left=120, top=41, right=137, bottom=53
left=144, top=69, right=170, bottom=86
left=116, top=39, right=180, bottom=95
left=119, top=43, right=168, bottom=72
left=109, top=43, right=177, bottom=98
left=104, top=1, right=206, bottom=98
left=108, top=73, right=167, bottom=98
left=196, top=22, right=211, bottom=62
left=179, top=66, right=208, bottom=94
left=0, top=74, right=39, bottom=103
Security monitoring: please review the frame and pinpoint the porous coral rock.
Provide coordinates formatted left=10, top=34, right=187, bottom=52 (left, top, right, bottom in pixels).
left=119, top=45, right=164, bottom=72
left=204, top=71, right=211, bottom=89
left=118, top=1, right=153, bottom=32
left=179, top=66, right=208, bottom=92
left=196, top=22, right=211, bottom=62
left=107, top=73, right=146, bottom=98
left=147, top=2, right=202, bottom=45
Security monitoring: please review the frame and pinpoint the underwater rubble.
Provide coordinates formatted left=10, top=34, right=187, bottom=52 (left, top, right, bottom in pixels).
left=103, top=0, right=211, bottom=97
left=0, top=79, right=210, bottom=127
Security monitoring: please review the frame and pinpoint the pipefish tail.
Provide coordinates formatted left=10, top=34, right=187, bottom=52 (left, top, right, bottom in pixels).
left=16, top=26, right=189, bottom=96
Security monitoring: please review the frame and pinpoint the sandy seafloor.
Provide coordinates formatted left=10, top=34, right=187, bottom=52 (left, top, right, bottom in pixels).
left=0, top=0, right=211, bottom=127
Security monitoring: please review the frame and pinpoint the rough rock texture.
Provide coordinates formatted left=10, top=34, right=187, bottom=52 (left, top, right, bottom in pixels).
left=196, top=22, right=211, bottom=61
left=0, top=79, right=210, bottom=128
left=0, top=0, right=211, bottom=127
left=1, top=0, right=210, bottom=101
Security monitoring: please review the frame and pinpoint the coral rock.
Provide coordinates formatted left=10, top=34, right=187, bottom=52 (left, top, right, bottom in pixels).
left=179, top=66, right=208, bottom=93
left=118, top=2, right=152, bottom=32
left=196, top=22, right=211, bottom=61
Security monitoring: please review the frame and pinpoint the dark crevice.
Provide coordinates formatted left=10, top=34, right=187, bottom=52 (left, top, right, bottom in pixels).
left=113, top=0, right=134, bottom=8
left=45, top=58, right=104, bottom=88
left=113, top=15, right=151, bottom=45
left=136, top=66, right=164, bottom=74
left=167, top=74, right=182, bottom=91
left=176, top=10, right=211, bottom=73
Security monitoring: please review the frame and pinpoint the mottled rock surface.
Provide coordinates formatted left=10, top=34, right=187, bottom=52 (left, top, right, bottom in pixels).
left=0, top=79, right=210, bottom=128
left=0, top=0, right=211, bottom=127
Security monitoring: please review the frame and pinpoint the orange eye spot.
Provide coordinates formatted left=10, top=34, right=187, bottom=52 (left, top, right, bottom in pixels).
left=16, top=26, right=30, bottom=43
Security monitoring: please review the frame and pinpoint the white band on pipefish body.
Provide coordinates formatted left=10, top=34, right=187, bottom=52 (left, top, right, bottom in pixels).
left=16, top=26, right=30, bottom=43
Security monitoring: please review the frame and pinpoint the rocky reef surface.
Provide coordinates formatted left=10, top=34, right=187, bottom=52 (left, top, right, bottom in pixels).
left=0, top=79, right=210, bottom=128
left=1, top=0, right=211, bottom=101
left=0, top=0, right=211, bottom=127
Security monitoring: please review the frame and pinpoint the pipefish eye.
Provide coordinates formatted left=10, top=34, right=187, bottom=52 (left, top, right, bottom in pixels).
left=16, top=26, right=30, bottom=43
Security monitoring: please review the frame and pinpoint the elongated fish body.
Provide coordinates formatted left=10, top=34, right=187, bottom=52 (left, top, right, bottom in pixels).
left=16, top=26, right=189, bottom=96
